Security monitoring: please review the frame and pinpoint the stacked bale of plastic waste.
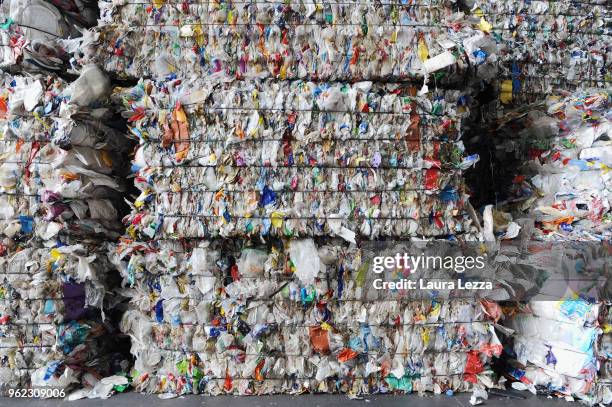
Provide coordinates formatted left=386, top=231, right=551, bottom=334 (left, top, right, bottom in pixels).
left=0, top=0, right=98, bottom=71
left=116, top=79, right=479, bottom=241
left=113, top=237, right=503, bottom=395
left=464, top=0, right=610, bottom=105
left=0, top=68, right=132, bottom=393
left=502, top=296, right=606, bottom=403
left=78, top=0, right=498, bottom=82
left=109, top=71, right=508, bottom=394
left=488, top=88, right=611, bottom=403
left=460, top=3, right=612, bottom=398
left=86, top=0, right=507, bottom=397
left=492, top=89, right=610, bottom=241
left=489, top=243, right=611, bottom=404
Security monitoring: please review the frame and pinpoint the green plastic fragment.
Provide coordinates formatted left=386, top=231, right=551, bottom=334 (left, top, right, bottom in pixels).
left=385, top=375, right=413, bottom=392
left=176, top=359, right=189, bottom=375
left=1, top=18, right=14, bottom=30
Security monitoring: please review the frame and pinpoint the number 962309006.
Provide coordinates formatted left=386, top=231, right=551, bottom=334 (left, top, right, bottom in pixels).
left=1, top=385, right=65, bottom=398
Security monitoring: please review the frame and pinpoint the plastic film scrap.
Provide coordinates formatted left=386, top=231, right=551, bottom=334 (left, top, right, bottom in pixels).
left=0, top=0, right=98, bottom=71
left=112, top=238, right=504, bottom=395
left=0, top=0, right=609, bottom=401
left=488, top=88, right=611, bottom=404
left=79, top=0, right=498, bottom=82
left=0, top=69, right=131, bottom=393
left=116, top=79, right=480, bottom=240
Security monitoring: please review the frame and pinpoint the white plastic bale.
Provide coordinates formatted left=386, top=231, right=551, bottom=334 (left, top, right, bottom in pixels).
left=0, top=72, right=131, bottom=390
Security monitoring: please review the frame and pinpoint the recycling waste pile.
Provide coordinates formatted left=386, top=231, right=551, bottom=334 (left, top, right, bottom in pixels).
left=90, top=0, right=519, bottom=397
left=0, top=0, right=98, bottom=71
left=472, top=8, right=612, bottom=395
left=82, top=0, right=498, bottom=82
left=116, top=79, right=479, bottom=240
left=484, top=88, right=611, bottom=403
left=112, top=238, right=507, bottom=395
left=0, top=0, right=611, bottom=403
left=105, top=70, right=519, bottom=394
left=492, top=89, right=610, bottom=241
left=0, top=69, right=133, bottom=395
left=467, top=0, right=610, bottom=106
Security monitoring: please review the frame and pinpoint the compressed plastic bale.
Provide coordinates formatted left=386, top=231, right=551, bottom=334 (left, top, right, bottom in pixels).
left=0, top=74, right=129, bottom=241
left=501, top=298, right=604, bottom=403
left=492, top=89, right=611, bottom=241
left=0, top=245, right=122, bottom=389
left=75, top=0, right=610, bottom=92
left=466, top=0, right=610, bottom=102
left=0, top=71, right=133, bottom=392
left=488, top=218, right=609, bottom=403
left=0, top=0, right=99, bottom=70
left=78, top=1, right=498, bottom=82
left=111, top=238, right=504, bottom=396
left=114, top=79, right=480, bottom=240
left=106, top=14, right=494, bottom=393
